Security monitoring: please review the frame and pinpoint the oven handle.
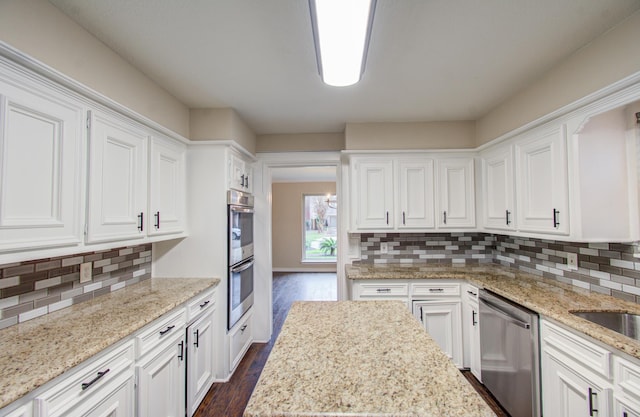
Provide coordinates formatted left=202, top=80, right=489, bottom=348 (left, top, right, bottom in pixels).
left=231, top=259, right=254, bottom=273
left=230, top=206, right=254, bottom=214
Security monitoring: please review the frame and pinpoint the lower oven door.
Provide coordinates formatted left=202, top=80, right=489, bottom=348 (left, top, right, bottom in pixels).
left=228, top=257, right=254, bottom=329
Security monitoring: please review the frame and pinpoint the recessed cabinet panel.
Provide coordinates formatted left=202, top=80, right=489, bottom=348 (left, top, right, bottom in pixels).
left=187, top=309, right=215, bottom=417
left=0, top=86, right=83, bottom=251
left=87, top=112, right=148, bottom=243
left=149, top=136, right=185, bottom=236
left=354, top=160, right=394, bottom=229
left=516, top=125, right=569, bottom=235
left=437, top=158, right=475, bottom=228
left=398, top=160, right=434, bottom=229
left=413, top=299, right=463, bottom=367
left=481, top=145, right=515, bottom=231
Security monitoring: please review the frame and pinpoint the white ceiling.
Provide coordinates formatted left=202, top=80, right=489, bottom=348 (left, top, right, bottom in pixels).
left=49, top=0, right=640, bottom=135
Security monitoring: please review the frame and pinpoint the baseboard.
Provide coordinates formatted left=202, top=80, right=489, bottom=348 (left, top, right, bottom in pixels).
left=272, top=267, right=337, bottom=273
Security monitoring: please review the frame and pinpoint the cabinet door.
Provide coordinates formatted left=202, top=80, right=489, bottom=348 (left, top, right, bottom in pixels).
left=0, top=83, right=83, bottom=252
left=353, top=160, right=394, bottom=229
left=229, top=152, right=251, bottom=193
left=53, top=373, right=135, bottom=417
left=467, top=301, right=481, bottom=381
left=187, top=309, right=215, bottom=417
left=397, top=159, right=435, bottom=229
left=516, top=125, right=569, bottom=235
left=437, top=158, right=475, bottom=228
left=87, top=111, right=148, bottom=243
left=481, top=145, right=515, bottom=231
left=414, top=300, right=463, bottom=368
left=542, top=349, right=611, bottom=417
left=137, top=333, right=186, bottom=417
left=148, top=136, right=186, bottom=236
left=614, top=396, right=640, bottom=417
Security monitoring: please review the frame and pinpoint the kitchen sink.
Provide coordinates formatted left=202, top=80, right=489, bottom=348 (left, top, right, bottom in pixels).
left=571, top=311, right=640, bottom=341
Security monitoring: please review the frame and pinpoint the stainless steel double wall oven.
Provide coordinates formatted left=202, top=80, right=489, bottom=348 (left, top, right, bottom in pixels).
left=227, top=190, right=254, bottom=330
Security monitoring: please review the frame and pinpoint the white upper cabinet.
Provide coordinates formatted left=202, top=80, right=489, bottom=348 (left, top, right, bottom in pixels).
left=350, top=155, right=474, bottom=232
left=353, top=159, right=395, bottom=229
left=87, top=111, right=148, bottom=244
left=436, top=158, right=476, bottom=228
left=398, top=159, right=435, bottom=229
left=481, top=145, right=516, bottom=231
left=515, top=124, right=569, bottom=235
left=229, top=150, right=253, bottom=193
left=0, top=79, right=84, bottom=252
left=148, top=135, right=186, bottom=236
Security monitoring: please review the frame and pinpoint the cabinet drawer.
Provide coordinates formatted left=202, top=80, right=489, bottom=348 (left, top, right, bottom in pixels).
left=229, top=312, right=253, bottom=371
left=34, top=341, right=134, bottom=417
left=412, top=282, right=460, bottom=297
left=616, top=356, right=640, bottom=401
left=136, top=308, right=186, bottom=358
left=465, top=284, right=479, bottom=302
left=357, top=282, right=409, bottom=297
left=186, top=288, right=216, bottom=322
left=541, top=319, right=611, bottom=379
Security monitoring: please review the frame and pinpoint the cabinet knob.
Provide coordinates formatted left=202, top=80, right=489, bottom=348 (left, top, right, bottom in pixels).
left=137, top=212, right=144, bottom=232
left=194, top=329, right=200, bottom=348
left=588, top=387, right=597, bottom=417
left=240, top=324, right=248, bottom=332
left=443, top=211, right=447, bottom=224
left=154, top=211, right=160, bottom=229
left=506, top=210, right=511, bottom=226
left=159, top=325, right=175, bottom=336
left=178, top=341, right=184, bottom=361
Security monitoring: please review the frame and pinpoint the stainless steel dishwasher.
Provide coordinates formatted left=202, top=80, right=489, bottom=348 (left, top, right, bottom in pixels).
left=479, top=290, right=540, bottom=417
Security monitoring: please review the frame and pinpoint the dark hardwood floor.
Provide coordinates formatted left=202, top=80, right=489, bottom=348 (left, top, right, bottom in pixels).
left=194, top=272, right=509, bottom=417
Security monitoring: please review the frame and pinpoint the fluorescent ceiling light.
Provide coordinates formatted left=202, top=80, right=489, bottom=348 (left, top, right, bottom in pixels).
left=310, top=0, right=376, bottom=87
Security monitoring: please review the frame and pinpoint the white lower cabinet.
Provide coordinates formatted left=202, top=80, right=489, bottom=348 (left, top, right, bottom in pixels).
left=413, top=299, right=463, bottom=368
left=541, top=319, right=616, bottom=417
left=462, top=285, right=481, bottom=381
left=34, top=341, right=135, bottom=417
left=229, top=310, right=253, bottom=373
left=186, top=307, right=216, bottom=417
left=136, top=327, right=186, bottom=417
left=4, top=404, right=32, bottom=417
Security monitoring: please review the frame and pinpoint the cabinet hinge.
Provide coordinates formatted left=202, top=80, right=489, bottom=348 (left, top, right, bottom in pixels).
left=84, top=223, right=88, bottom=236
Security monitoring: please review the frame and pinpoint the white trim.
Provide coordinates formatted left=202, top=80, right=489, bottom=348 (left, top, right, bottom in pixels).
left=0, top=41, right=191, bottom=144
left=476, top=71, right=640, bottom=152
left=189, top=139, right=255, bottom=160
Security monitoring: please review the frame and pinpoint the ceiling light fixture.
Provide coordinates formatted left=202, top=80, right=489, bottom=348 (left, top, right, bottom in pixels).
left=309, top=0, right=376, bottom=87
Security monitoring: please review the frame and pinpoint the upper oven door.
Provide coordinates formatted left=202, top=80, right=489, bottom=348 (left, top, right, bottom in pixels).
left=229, top=205, right=254, bottom=265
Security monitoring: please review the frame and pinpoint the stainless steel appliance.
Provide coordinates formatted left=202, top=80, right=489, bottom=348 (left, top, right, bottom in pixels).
left=479, top=290, right=540, bottom=417
left=228, top=189, right=254, bottom=329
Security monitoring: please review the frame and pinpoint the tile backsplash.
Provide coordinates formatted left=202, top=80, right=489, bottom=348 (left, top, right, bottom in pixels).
left=0, top=244, right=152, bottom=329
left=355, top=232, right=640, bottom=304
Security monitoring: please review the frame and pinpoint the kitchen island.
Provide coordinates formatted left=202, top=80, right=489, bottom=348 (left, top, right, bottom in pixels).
left=244, top=301, right=496, bottom=417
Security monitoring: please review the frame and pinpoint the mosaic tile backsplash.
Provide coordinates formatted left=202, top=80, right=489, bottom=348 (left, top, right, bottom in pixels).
left=356, top=233, right=640, bottom=304
left=0, top=244, right=152, bottom=329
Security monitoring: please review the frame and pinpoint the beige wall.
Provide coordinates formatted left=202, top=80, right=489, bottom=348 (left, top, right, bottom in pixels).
left=345, top=121, right=476, bottom=150
left=0, top=0, right=190, bottom=137
left=190, top=108, right=257, bottom=154
left=476, top=10, right=640, bottom=146
left=257, top=133, right=345, bottom=153
left=272, top=182, right=336, bottom=271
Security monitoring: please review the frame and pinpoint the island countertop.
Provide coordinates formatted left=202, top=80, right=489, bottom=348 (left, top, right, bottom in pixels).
left=244, top=301, right=496, bottom=417
left=0, top=277, right=219, bottom=410
left=346, top=263, right=640, bottom=360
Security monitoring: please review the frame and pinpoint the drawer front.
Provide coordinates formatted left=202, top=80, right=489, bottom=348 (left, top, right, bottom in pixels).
left=616, top=356, right=640, bottom=401
left=229, top=312, right=253, bottom=371
left=541, top=319, right=611, bottom=379
left=356, top=282, right=409, bottom=297
left=187, top=288, right=216, bottom=322
left=136, top=308, right=186, bottom=358
left=412, top=282, right=460, bottom=297
left=35, top=341, right=134, bottom=417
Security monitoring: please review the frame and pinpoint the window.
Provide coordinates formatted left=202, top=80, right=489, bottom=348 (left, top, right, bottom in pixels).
left=303, top=194, right=337, bottom=262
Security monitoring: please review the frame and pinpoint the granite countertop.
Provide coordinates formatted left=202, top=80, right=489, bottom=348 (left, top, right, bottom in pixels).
left=346, top=263, right=640, bottom=360
left=0, top=277, right=219, bottom=409
left=244, top=301, right=496, bottom=417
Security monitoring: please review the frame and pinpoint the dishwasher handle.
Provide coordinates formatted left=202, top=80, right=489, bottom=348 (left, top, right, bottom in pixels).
left=481, top=297, right=531, bottom=329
